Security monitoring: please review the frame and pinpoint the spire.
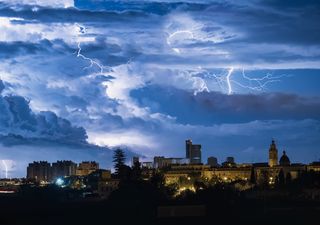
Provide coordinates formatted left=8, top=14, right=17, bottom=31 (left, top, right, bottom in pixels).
left=269, top=139, right=278, bottom=167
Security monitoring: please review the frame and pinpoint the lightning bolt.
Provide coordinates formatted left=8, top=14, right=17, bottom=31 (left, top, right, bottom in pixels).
left=201, top=67, right=290, bottom=95
left=76, top=42, right=104, bottom=74
left=226, top=67, right=234, bottom=95
left=1, top=160, right=8, bottom=179
left=75, top=23, right=108, bottom=75
left=167, top=30, right=194, bottom=54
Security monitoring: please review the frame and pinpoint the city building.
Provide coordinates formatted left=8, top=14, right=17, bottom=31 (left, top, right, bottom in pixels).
left=307, top=161, right=320, bottom=172
left=27, top=161, right=51, bottom=182
left=269, top=139, right=278, bottom=167
left=186, top=139, right=202, bottom=164
left=279, top=151, right=290, bottom=166
left=162, top=139, right=317, bottom=190
left=154, top=156, right=189, bottom=169
left=207, top=157, right=218, bottom=167
left=76, top=161, right=99, bottom=176
left=222, top=157, right=236, bottom=167
left=141, top=161, right=153, bottom=169
left=51, top=160, right=77, bottom=180
left=86, top=169, right=118, bottom=199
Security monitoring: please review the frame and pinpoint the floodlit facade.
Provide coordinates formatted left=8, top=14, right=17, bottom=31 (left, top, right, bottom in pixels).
left=76, top=161, right=99, bottom=176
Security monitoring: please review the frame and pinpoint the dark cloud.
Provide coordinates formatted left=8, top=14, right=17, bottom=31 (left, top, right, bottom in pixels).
left=0, top=85, right=87, bottom=144
left=0, top=4, right=151, bottom=23
left=131, top=85, right=320, bottom=124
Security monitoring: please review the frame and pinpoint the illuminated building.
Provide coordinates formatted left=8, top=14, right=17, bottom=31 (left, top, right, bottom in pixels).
left=76, top=161, right=99, bottom=176
left=202, top=167, right=251, bottom=182
left=307, top=162, right=320, bottom=172
left=162, top=140, right=313, bottom=189
left=268, top=139, right=278, bottom=167
left=186, top=139, right=202, bottom=164
left=141, top=161, right=153, bottom=169
left=27, top=161, right=51, bottom=182
left=164, top=164, right=210, bottom=185
left=51, top=160, right=77, bottom=180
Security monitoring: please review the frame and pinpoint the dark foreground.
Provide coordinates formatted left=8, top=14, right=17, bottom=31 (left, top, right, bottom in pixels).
left=1, top=187, right=319, bottom=225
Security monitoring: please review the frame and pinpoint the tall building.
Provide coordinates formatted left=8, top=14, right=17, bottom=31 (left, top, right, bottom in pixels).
left=27, top=161, right=51, bottom=182
left=186, top=139, right=202, bottom=164
left=268, top=139, right=278, bottom=167
left=51, top=160, right=77, bottom=180
left=76, top=161, right=99, bottom=176
left=207, top=157, right=218, bottom=167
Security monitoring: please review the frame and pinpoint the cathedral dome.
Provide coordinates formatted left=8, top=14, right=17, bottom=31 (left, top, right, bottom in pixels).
left=279, top=151, right=290, bottom=166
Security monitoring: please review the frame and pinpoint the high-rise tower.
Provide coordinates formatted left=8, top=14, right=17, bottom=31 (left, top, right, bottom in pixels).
left=186, top=139, right=202, bottom=164
left=268, top=139, right=278, bottom=167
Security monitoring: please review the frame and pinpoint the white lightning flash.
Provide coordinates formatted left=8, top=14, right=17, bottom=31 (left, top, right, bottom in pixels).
left=203, top=67, right=289, bottom=95
left=75, top=23, right=106, bottom=75
left=76, top=42, right=104, bottom=74
left=226, top=67, right=234, bottom=95
left=1, top=160, right=8, bottom=179
left=167, top=30, right=194, bottom=54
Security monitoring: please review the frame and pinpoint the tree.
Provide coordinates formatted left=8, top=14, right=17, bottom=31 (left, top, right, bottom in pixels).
left=113, top=148, right=126, bottom=177
left=250, top=167, right=256, bottom=184
left=286, top=172, right=292, bottom=184
left=278, top=169, right=285, bottom=187
left=131, top=160, right=142, bottom=181
left=259, top=170, right=269, bottom=188
left=150, top=171, right=165, bottom=189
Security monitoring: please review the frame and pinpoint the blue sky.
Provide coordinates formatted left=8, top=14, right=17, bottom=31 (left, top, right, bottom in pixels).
left=0, top=0, right=319, bottom=177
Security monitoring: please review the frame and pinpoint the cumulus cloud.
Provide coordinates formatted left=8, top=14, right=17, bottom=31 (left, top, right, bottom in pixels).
left=0, top=92, right=87, bottom=144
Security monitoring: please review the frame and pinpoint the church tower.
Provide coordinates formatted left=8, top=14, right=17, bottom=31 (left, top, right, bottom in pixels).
left=268, top=139, right=278, bottom=167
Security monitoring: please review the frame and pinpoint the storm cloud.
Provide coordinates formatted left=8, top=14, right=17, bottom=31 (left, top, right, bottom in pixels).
left=0, top=0, right=319, bottom=177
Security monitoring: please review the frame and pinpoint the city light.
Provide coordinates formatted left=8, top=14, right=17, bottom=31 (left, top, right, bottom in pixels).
left=55, top=178, right=64, bottom=186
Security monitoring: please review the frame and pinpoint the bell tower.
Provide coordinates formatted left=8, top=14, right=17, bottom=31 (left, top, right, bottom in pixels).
left=268, top=139, right=278, bottom=167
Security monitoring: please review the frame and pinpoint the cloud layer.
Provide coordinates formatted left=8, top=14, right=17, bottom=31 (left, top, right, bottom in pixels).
left=0, top=0, right=319, bottom=177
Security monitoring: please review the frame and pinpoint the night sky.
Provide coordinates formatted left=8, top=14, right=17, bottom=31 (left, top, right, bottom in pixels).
left=0, top=0, right=320, bottom=177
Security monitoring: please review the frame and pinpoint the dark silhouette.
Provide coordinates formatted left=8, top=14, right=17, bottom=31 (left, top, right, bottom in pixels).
left=286, top=172, right=292, bottom=184
left=112, top=148, right=126, bottom=177
left=131, top=160, right=142, bottom=181
left=250, top=167, right=256, bottom=184
left=278, top=168, right=285, bottom=186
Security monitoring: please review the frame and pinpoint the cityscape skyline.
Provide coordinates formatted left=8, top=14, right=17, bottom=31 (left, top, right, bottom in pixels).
left=1, top=138, right=319, bottom=179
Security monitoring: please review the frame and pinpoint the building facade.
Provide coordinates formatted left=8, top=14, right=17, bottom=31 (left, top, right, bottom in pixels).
left=76, top=161, right=99, bottom=176
left=207, top=157, right=218, bottom=167
left=51, top=160, right=77, bottom=180
left=27, top=161, right=51, bottom=182
left=186, top=139, right=202, bottom=164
